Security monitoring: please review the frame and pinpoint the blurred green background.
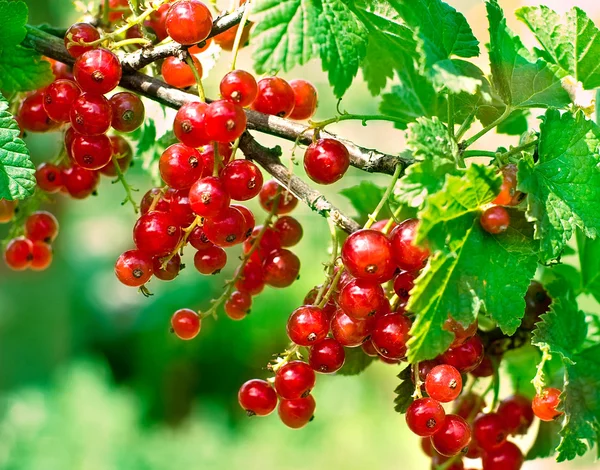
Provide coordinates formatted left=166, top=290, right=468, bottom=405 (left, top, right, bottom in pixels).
left=0, top=0, right=597, bottom=469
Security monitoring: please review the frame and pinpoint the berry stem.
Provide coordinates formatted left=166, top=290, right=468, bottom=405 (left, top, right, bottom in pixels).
left=102, top=0, right=110, bottom=26
left=270, top=344, right=301, bottom=373
left=314, top=217, right=339, bottom=306
left=111, top=154, right=140, bottom=214
left=447, top=94, right=455, bottom=140
left=462, top=150, right=497, bottom=158
left=490, top=355, right=501, bottom=411
left=455, top=108, right=477, bottom=140
left=185, top=55, right=206, bottom=102
left=309, top=113, right=409, bottom=131
left=148, top=187, right=166, bottom=212
left=462, top=140, right=538, bottom=162
left=364, top=164, right=402, bottom=229
left=230, top=137, right=241, bottom=160
left=110, top=37, right=153, bottom=49
left=412, top=363, right=424, bottom=399
left=230, top=0, right=252, bottom=71
left=160, top=216, right=201, bottom=269
left=213, top=141, right=221, bottom=176
left=461, top=105, right=513, bottom=149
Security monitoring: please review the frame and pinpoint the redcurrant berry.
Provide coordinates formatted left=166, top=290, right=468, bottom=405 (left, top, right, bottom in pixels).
left=481, top=441, right=523, bottom=470
left=204, top=99, right=247, bottom=143
left=480, top=206, right=510, bottom=234
left=238, top=379, right=277, bottom=417
left=263, top=249, right=301, bottom=288
left=173, top=101, right=210, bottom=147
left=30, top=241, right=53, bottom=271
left=203, top=206, right=246, bottom=247
left=62, top=165, right=99, bottom=199
left=110, top=92, right=145, bottom=133
left=389, top=219, right=430, bottom=271
left=71, top=133, right=113, bottom=170
left=308, top=338, right=345, bottom=373
left=440, top=335, right=484, bottom=373
left=273, top=216, right=303, bottom=247
left=18, top=91, right=57, bottom=132
left=43, top=79, right=81, bottom=122
left=36, top=162, right=64, bottom=193
left=25, top=211, right=59, bottom=243
left=287, top=305, right=329, bottom=346
left=493, top=164, right=522, bottom=206
left=0, top=199, right=17, bottom=223
left=341, top=229, right=393, bottom=281
left=338, top=278, right=388, bottom=320
left=232, top=204, right=255, bottom=240
left=153, top=254, right=181, bottom=281
left=161, top=56, right=202, bottom=88
left=532, top=387, right=563, bottom=421
left=224, top=290, right=252, bottom=320
left=145, top=4, right=170, bottom=40
left=64, top=23, right=100, bottom=58
left=431, top=414, right=471, bottom=457
left=473, top=412, right=507, bottom=451
left=70, top=93, right=113, bottom=136
left=220, top=70, right=258, bottom=107
left=304, top=138, right=349, bottom=185
left=406, top=397, right=446, bottom=437
left=278, top=395, right=316, bottom=429
left=497, top=395, right=534, bottom=435
left=220, top=160, right=263, bottom=201
left=189, top=176, right=231, bottom=218
left=289, top=79, right=318, bottom=120
left=234, top=261, right=265, bottom=295
left=171, top=308, right=201, bottom=340
left=115, top=249, right=154, bottom=287
left=425, top=364, right=463, bottom=403
left=193, top=244, right=227, bottom=274
left=133, top=211, right=182, bottom=256
left=159, top=143, right=203, bottom=190
left=330, top=309, right=374, bottom=347
left=73, top=48, right=122, bottom=94
left=252, top=77, right=295, bottom=117
left=165, top=0, right=213, bottom=45
left=274, top=361, right=315, bottom=400
left=4, top=237, right=33, bottom=271
left=258, top=180, right=298, bottom=214
left=371, top=313, right=411, bottom=360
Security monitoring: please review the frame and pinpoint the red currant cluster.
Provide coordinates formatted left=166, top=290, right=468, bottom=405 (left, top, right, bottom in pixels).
left=480, top=164, right=523, bottom=235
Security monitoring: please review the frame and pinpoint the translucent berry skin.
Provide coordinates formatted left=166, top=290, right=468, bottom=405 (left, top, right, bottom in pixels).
left=30, top=241, right=53, bottom=271
left=36, top=162, right=64, bottom=193
left=159, top=143, right=203, bottom=190
left=171, top=308, right=201, bottom=340
left=471, top=355, right=494, bottom=378
left=62, top=165, right=99, bottom=199
left=100, top=135, right=133, bottom=177
left=497, top=395, right=534, bottom=435
left=393, top=271, right=417, bottom=306
left=189, top=176, right=231, bottom=218
left=481, top=441, right=523, bottom=470
left=406, top=397, right=446, bottom=437
left=145, top=4, right=170, bottom=40
left=274, top=361, right=316, bottom=400
left=278, top=395, right=316, bottom=429
left=133, top=211, right=182, bottom=256
left=220, top=70, right=258, bottom=107
left=161, top=56, right=202, bottom=88
left=389, top=219, right=430, bottom=271
left=431, top=414, right=472, bottom=457
left=202, top=206, right=246, bottom=247
left=18, top=91, right=57, bottom=133
left=115, top=249, right=154, bottom=287
left=338, top=278, right=388, bottom=320
left=220, top=160, right=263, bottom=201
left=71, top=133, right=113, bottom=170
left=361, top=339, right=378, bottom=357
left=287, top=305, right=330, bottom=346
left=330, top=309, right=374, bottom=347
left=243, top=225, right=281, bottom=260
left=259, top=180, right=298, bottom=214
left=165, top=0, right=213, bottom=45
left=308, top=338, right=345, bottom=373
left=64, top=23, right=100, bottom=58
left=0, top=199, right=17, bottom=223
left=73, top=48, right=122, bottom=94
left=4, top=237, right=33, bottom=271
left=440, top=335, right=484, bottom=373
left=110, top=92, right=145, bottom=133
left=304, top=138, right=350, bottom=185
left=234, top=261, right=265, bottom=295
left=264, top=249, right=301, bottom=288
left=252, top=77, right=295, bottom=118
left=193, top=244, right=227, bottom=274
left=480, top=206, right=510, bottom=235
left=532, top=387, right=563, bottom=421
left=341, top=229, right=394, bottom=281
left=173, top=101, right=210, bottom=148
left=289, top=79, right=318, bottom=120
left=454, top=393, right=485, bottom=420
left=70, top=93, right=113, bottom=136
left=43, top=79, right=81, bottom=122
left=224, top=290, right=252, bottom=320
left=153, top=254, right=181, bottom=281
left=273, top=216, right=303, bottom=247
left=473, top=413, right=507, bottom=451
left=371, top=313, right=411, bottom=360
left=25, top=211, right=59, bottom=243
left=425, top=364, right=463, bottom=403
left=204, top=100, right=247, bottom=143
left=238, top=379, right=278, bottom=417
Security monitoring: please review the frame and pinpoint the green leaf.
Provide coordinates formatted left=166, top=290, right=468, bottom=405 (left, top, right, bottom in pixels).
left=340, top=181, right=392, bottom=224
left=485, top=0, right=570, bottom=109
left=477, top=95, right=530, bottom=136
left=0, top=92, right=35, bottom=200
left=395, top=157, right=456, bottom=209
left=502, top=345, right=539, bottom=400
left=527, top=420, right=561, bottom=460
left=0, top=0, right=28, bottom=48
left=379, top=80, right=442, bottom=130
left=429, top=59, right=486, bottom=95
left=393, top=366, right=414, bottom=413
left=337, top=347, right=375, bottom=376
left=576, top=231, right=600, bottom=303
left=516, top=6, right=600, bottom=90
left=405, top=117, right=458, bottom=161
left=557, top=344, right=600, bottom=461
left=532, top=282, right=587, bottom=364
left=517, top=110, right=600, bottom=261
left=0, top=45, right=54, bottom=93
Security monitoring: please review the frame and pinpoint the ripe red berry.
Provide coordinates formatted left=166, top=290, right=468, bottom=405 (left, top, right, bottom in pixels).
left=308, top=338, right=345, bottom=373
left=431, top=414, right=472, bottom=457
left=71, top=133, right=113, bottom=170
left=220, top=70, right=258, bottom=107
left=213, top=21, right=251, bottom=51
left=470, top=354, right=494, bottom=378
left=165, top=0, right=213, bottom=45
left=43, top=79, right=81, bottom=122
left=453, top=393, right=485, bottom=420
left=473, top=412, right=507, bottom=451
left=133, top=211, right=182, bottom=256
left=73, top=48, right=122, bottom=94
left=338, top=278, right=388, bottom=320
left=145, top=3, right=170, bottom=40
left=159, top=143, right=203, bottom=190
left=25, top=211, right=59, bottom=243
left=36, top=162, right=64, bottom=193
left=287, top=305, right=329, bottom=346
left=220, top=160, right=263, bottom=201
left=481, top=441, right=523, bottom=470
left=273, top=216, right=303, bottom=247
left=0, top=199, right=17, bottom=223
left=224, top=290, right=252, bottom=320
left=389, top=219, right=430, bottom=271
left=361, top=339, right=378, bottom=357
left=70, top=93, right=113, bottom=136
left=274, top=361, right=316, bottom=400
left=153, top=254, right=181, bottom=281
left=115, top=249, right=154, bottom=287
left=278, top=395, right=316, bottom=429
left=289, top=79, right=318, bottom=120
left=440, top=335, right=484, bottom=373
left=425, top=364, right=463, bottom=403
left=198, top=142, right=233, bottom=177
left=532, top=387, right=563, bottom=421
left=497, top=395, right=534, bottom=435
left=243, top=225, right=281, bottom=259
left=406, top=397, right=446, bottom=437
left=100, top=135, right=133, bottom=177
left=258, top=180, right=298, bottom=214
left=263, top=249, right=301, bottom=288
left=110, top=92, right=145, bottom=133
left=203, top=206, right=246, bottom=247
left=30, top=241, right=53, bottom=271
left=330, top=309, right=374, bottom=347
left=189, top=176, right=231, bottom=218
left=161, top=56, right=202, bottom=88
left=171, top=308, right=201, bottom=340
left=252, top=77, right=295, bottom=117
left=234, top=261, right=265, bottom=295
left=371, top=313, right=411, bottom=360
left=62, top=165, right=99, bottom=199
left=165, top=188, right=196, bottom=227
left=480, top=206, right=510, bottom=234
left=106, top=0, right=128, bottom=22
left=193, top=244, right=227, bottom=274
left=173, top=101, right=210, bottom=147
left=64, top=23, right=100, bottom=58
left=238, top=379, right=278, bottom=417
left=341, top=229, right=394, bottom=281
left=204, top=99, right=247, bottom=143
left=303, top=138, right=350, bottom=185
left=4, top=237, right=33, bottom=271
left=18, top=91, right=57, bottom=132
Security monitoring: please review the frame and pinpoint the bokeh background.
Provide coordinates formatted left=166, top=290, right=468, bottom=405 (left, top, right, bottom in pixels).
left=1, top=0, right=598, bottom=468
